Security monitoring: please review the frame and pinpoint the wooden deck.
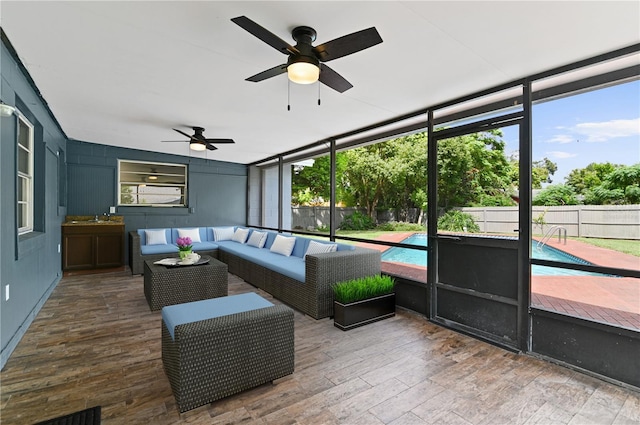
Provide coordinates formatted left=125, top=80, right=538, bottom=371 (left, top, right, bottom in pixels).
left=365, top=235, right=640, bottom=330
left=1, top=269, right=638, bottom=424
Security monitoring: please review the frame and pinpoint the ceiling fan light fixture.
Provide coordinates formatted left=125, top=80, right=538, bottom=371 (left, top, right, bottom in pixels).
left=148, top=175, right=158, bottom=180
left=287, top=61, right=320, bottom=85
left=190, top=141, right=207, bottom=151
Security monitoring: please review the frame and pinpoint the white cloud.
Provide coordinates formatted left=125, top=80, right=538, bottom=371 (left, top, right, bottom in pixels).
left=573, top=117, right=640, bottom=142
left=547, top=151, right=578, bottom=159
left=547, top=134, right=575, bottom=144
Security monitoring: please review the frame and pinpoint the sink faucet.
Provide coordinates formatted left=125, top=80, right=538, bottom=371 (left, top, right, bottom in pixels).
left=94, top=214, right=99, bottom=221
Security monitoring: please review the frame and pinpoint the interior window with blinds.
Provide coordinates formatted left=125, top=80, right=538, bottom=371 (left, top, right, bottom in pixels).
left=118, top=160, right=187, bottom=206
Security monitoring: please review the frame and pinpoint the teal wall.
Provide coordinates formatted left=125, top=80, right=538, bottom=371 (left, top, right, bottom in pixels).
left=1, top=34, right=247, bottom=369
left=66, top=140, right=248, bottom=260
left=1, top=38, right=68, bottom=368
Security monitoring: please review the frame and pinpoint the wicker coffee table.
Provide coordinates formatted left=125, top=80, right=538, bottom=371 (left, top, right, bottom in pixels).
left=144, top=255, right=228, bottom=311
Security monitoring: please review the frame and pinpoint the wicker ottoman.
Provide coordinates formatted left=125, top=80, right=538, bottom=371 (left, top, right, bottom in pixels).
left=161, top=293, right=295, bottom=413
left=144, top=256, right=227, bottom=311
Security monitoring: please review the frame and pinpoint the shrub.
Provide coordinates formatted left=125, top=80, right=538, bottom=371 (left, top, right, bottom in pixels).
left=377, top=221, right=425, bottom=231
left=333, top=275, right=395, bottom=304
left=339, top=211, right=375, bottom=230
left=533, top=184, right=579, bottom=206
left=437, top=210, right=480, bottom=232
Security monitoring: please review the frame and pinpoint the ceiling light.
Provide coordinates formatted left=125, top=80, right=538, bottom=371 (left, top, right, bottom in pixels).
left=148, top=175, right=158, bottom=180
left=287, top=60, right=320, bottom=85
left=190, top=141, right=207, bottom=151
left=0, top=102, right=16, bottom=117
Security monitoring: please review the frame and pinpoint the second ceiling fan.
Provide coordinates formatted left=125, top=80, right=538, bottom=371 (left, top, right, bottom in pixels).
left=162, top=127, right=235, bottom=151
left=231, top=16, right=383, bottom=93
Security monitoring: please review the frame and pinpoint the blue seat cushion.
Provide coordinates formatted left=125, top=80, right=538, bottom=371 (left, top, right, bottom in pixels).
left=162, top=292, right=274, bottom=340
left=217, top=241, right=305, bottom=282
left=141, top=244, right=178, bottom=255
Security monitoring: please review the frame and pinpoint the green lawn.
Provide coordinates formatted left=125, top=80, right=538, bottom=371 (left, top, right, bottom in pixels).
left=335, top=230, right=390, bottom=240
left=572, top=237, right=640, bottom=257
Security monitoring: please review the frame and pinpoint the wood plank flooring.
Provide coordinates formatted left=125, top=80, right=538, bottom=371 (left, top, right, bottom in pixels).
left=1, top=269, right=638, bottom=424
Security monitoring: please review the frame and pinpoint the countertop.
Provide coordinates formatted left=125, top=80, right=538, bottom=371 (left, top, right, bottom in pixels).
left=62, top=215, right=125, bottom=226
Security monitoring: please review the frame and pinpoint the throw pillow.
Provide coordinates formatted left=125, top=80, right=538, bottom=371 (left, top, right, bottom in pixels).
left=213, top=227, right=235, bottom=241
left=305, top=240, right=337, bottom=257
left=145, top=229, right=167, bottom=246
left=270, top=235, right=296, bottom=257
left=232, top=228, right=250, bottom=244
left=246, top=230, right=267, bottom=248
left=177, top=228, right=201, bottom=243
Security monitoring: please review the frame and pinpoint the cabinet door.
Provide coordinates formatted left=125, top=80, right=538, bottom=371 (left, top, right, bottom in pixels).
left=95, top=233, right=124, bottom=268
left=63, top=234, right=94, bottom=270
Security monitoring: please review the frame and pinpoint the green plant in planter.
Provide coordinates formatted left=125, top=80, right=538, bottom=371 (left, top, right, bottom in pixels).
left=333, top=275, right=395, bottom=304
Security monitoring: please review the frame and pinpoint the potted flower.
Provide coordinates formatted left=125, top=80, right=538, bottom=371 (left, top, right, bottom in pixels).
left=176, top=236, right=193, bottom=260
left=332, top=275, right=395, bottom=331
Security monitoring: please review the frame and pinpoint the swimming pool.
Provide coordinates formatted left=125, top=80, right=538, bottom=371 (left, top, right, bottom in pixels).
left=381, top=233, right=601, bottom=276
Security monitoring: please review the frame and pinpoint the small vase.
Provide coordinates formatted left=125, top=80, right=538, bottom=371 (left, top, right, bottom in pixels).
left=179, top=249, right=191, bottom=260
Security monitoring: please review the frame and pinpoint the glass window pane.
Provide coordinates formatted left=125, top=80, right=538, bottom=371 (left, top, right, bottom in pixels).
left=18, top=147, right=29, bottom=174
left=290, top=154, right=331, bottom=235
left=18, top=203, right=27, bottom=228
left=531, top=79, right=640, bottom=273
left=18, top=176, right=28, bottom=202
left=118, top=160, right=187, bottom=206
left=17, top=119, right=30, bottom=150
left=436, top=127, right=519, bottom=237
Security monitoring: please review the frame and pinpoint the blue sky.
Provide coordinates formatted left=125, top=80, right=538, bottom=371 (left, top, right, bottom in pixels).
left=501, top=79, right=640, bottom=184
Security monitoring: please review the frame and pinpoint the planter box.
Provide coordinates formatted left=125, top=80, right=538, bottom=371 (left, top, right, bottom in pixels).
left=334, top=293, right=395, bottom=331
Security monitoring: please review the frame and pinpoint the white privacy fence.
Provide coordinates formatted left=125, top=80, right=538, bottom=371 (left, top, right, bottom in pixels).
left=462, top=205, right=640, bottom=239
left=291, top=205, right=640, bottom=240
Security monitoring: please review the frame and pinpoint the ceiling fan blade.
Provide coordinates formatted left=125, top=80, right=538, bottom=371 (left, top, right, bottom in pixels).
left=204, top=138, right=235, bottom=144
left=172, top=128, right=195, bottom=140
left=319, top=64, right=353, bottom=93
left=231, top=16, right=299, bottom=56
left=205, top=143, right=218, bottom=151
left=313, top=27, right=382, bottom=62
left=246, top=64, right=288, bottom=82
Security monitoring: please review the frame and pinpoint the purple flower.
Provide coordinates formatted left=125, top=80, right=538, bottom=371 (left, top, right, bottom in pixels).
left=176, top=236, right=192, bottom=250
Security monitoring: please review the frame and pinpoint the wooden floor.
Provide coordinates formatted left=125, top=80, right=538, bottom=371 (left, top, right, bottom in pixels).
left=1, top=270, right=639, bottom=425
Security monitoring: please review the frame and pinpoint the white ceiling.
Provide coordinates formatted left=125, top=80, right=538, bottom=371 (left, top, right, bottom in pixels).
left=2, top=1, right=639, bottom=164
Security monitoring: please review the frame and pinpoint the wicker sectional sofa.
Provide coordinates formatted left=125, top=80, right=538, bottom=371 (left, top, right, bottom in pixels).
left=130, top=226, right=381, bottom=319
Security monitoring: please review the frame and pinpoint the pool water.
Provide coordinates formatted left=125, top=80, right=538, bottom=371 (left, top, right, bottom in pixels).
left=381, top=234, right=602, bottom=276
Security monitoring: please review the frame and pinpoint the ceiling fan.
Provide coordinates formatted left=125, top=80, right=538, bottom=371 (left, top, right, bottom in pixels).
left=162, top=127, right=235, bottom=151
left=231, top=16, right=383, bottom=93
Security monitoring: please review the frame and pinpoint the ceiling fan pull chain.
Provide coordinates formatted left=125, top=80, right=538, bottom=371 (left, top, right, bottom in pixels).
left=318, top=80, right=321, bottom=106
left=287, top=79, right=291, bottom=111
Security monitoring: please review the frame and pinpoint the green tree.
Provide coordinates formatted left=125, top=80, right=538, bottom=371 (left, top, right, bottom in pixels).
left=565, top=162, right=619, bottom=195
left=343, top=133, right=427, bottom=220
left=291, top=154, right=348, bottom=205
left=532, top=157, right=558, bottom=188
left=507, top=155, right=558, bottom=189
left=583, top=163, right=640, bottom=204
left=437, top=130, right=515, bottom=209
left=533, top=184, right=579, bottom=206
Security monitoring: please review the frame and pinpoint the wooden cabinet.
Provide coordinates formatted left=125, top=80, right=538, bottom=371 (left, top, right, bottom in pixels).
left=62, top=223, right=125, bottom=271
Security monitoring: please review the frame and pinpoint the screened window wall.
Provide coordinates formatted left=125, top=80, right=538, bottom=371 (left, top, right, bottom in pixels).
left=248, top=45, right=640, bottom=387
left=529, top=77, right=639, bottom=330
